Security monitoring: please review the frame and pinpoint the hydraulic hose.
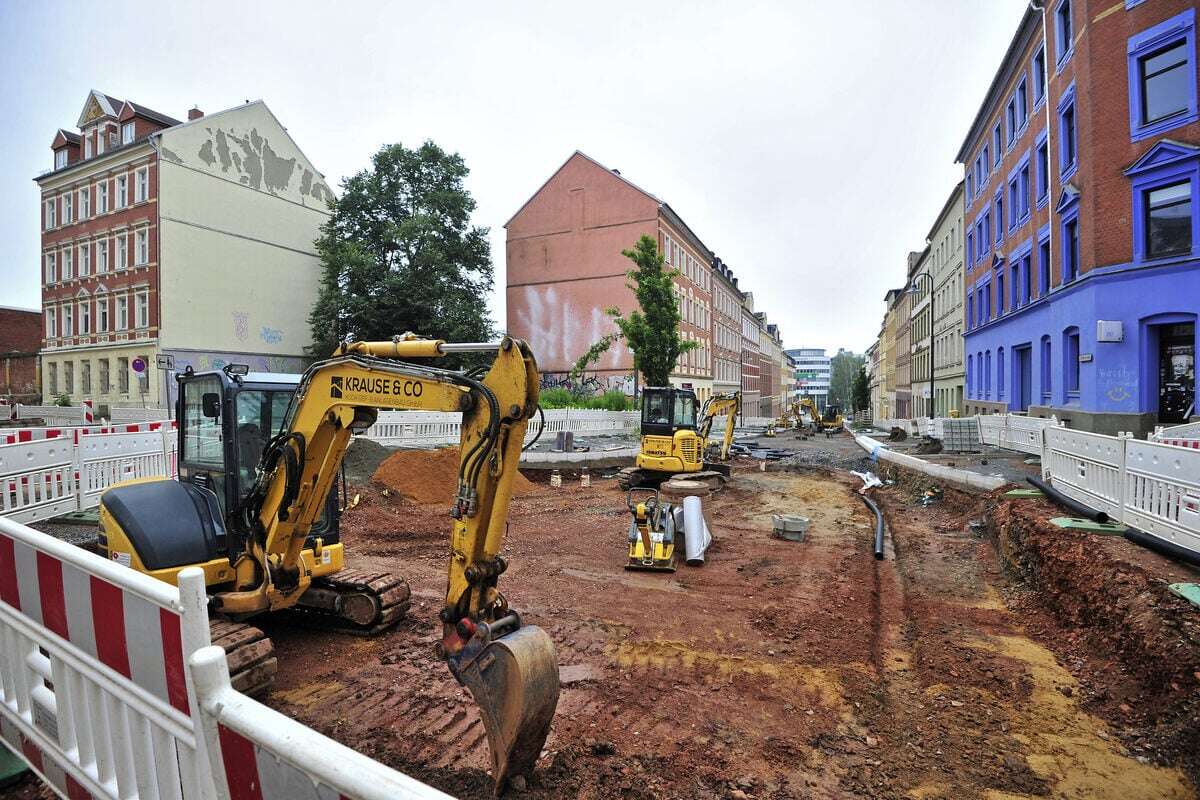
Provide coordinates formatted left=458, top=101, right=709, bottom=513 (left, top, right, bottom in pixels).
left=1026, top=476, right=1109, bottom=524
left=860, top=493, right=886, bottom=560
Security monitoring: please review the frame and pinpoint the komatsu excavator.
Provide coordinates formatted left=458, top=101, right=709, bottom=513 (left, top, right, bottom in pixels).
left=98, top=334, right=558, bottom=792
left=616, top=388, right=740, bottom=489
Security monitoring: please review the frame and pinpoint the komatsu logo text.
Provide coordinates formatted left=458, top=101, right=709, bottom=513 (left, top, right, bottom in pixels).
left=330, top=376, right=424, bottom=399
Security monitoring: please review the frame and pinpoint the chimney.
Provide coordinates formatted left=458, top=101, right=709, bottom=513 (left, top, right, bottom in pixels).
left=611, top=168, right=621, bottom=175
left=188, top=107, right=204, bottom=121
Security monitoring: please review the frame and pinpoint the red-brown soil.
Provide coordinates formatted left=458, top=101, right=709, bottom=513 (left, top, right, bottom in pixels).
left=371, top=447, right=536, bottom=505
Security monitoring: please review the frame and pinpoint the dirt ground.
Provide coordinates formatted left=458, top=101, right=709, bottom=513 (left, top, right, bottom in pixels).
left=5, top=433, right=1199, bottom=800
left=253, top=436, right=1200, bottom=799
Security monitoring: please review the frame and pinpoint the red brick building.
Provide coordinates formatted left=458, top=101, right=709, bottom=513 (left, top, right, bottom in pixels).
left=506, top=152, right=716, bottom=400
left=0, top=307, right=41, bottom=402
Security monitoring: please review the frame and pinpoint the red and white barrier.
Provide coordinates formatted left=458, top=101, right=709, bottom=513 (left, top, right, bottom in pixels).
left=190, top=647, right=451, bottom=800
left=0, top=519, right=216, bottom=800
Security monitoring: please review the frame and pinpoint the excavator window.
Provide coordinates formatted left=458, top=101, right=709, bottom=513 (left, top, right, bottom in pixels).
left=643, top=391, right=671, bottom=425
left=234, top=390, right=293, bottom=496
left=182, top=376, right=225, bottom=468
left=673, top=393, right=697, bottom=428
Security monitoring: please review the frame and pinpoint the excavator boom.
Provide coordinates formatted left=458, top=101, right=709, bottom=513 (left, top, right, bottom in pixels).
left=231, top=334, right=557, bottom=793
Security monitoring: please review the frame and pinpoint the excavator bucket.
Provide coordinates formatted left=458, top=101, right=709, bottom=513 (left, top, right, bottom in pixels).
left=450, top=622, right=560, bottom=794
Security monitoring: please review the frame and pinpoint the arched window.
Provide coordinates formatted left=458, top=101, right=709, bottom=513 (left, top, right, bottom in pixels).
left=1040, top=335, right=1052, bottom=403
left=997, top=346, right=1006, bottom=400
left=967, top=354, right=973, bottom=397
left=1063, top=326, right=1080, bottom=402
left=984, top=351, right=992, bottom=398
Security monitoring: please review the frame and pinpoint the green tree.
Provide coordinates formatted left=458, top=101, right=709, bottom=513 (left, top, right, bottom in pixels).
left=828, top=350, right=865, bottom=408
left=308, top=141, right=494, bottom=358
left=572, top=236, right=696, bottom=386
left=851, top=366, right=870, bottom=412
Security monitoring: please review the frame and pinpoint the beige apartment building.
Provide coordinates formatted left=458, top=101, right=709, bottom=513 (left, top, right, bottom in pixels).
left=910, top=246, right=933, bottom=418
left=711, top=257, right=743, bottom=397
left=930, top=182, right=965, bottom=416
left=36, top=91, right=333, bottom=412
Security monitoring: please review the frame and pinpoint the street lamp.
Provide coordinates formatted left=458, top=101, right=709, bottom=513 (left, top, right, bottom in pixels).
left=908, top=274, right=934, bottom=421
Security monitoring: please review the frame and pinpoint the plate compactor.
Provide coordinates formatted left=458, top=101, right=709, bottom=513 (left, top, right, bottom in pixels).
left=625, top=488, right=713, bottom=572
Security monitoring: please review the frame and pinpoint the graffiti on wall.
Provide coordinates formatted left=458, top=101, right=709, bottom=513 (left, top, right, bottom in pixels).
left=163, top=350, right=310, bottom=406
left=512, top=285, right=630, bottom=372
left=1097, top=366, right=1137, bottom=409
left=539, top=372, right=636, bottom=395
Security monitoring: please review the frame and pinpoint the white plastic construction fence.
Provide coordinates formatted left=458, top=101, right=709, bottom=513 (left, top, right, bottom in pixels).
left=0, top=517, right=451, bottom=800
left=361, top=408, right=641, bottom=447
left=0, top=422, right=178, bottom=524
left=1150, top=420, right=1200, bottom=449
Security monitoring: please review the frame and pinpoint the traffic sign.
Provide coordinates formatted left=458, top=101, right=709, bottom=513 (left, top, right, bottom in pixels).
left=131, top=357, right=147, bottom=373
left=156, top=354, right=176, bottom=370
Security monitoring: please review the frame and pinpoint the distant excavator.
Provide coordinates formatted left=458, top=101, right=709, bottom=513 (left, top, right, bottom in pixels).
left=616, top=389, right=740, bottom=490
left=98, top=334, right=557, bottom=793
left=798, top=396, right=844, bottom=433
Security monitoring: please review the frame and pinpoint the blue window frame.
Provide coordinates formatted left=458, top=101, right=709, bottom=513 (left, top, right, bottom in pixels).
left=967, top=291, right=975, bottom=329
left=993, top=124, right=1002, bottom=167
left=997, top=346, right=1005, bottom=400
left=1037, top=224, right=1051, bottom=298
left=1016, top=77, right=1028, bottom=131
left=1040, top=335, right=1052, bottom=402
left=1021, top=251, right=1032, bottom=306
left=1019, top=162, right=1031, bottom=221
left=1063, top=327, right=1080, bottom=401
left=983, top=280, right=992, bottom=321
left=966, top=172, right=974, bottom=204
left=985, top=350, right=992, bottom=398
left=995, top=191, right=1004, bottom=244
left=1006, top=99, right=1016, bottom=147
left=1035, top=129, right=1050, bottom=207
left=983, top=144, right=990, bottom=175
left=1058, top=186, right=1081, bottom=284
left=1008, top=176, right=1020, bottom=232
left=977, top=286, right=986, bottom=324
left=967, top=354, right=974, bottom=397
left=967, top=230, right=975, bottom=266
left=1058, top=82, right=1078, bottom=180
left=1124, top=140, right=1200, bottom=263
left=1055, top=0, right=1073, bottom=69
left=983, top=210, right=991, bottom=250
left=996, top=269, right=1005, bottom=316
left=1033, top=45, right=1047, bottom=107
left=1127, top=10, right=1197, bottom=142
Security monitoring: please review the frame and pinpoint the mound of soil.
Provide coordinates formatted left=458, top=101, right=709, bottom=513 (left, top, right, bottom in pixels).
left=343, top=437, right=393, bottom=484
left=370, top=446, right=536, bottom=505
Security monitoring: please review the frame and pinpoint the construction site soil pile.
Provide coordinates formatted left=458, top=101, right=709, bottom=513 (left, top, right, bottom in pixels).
left=370, top=447, right=536, bottom=505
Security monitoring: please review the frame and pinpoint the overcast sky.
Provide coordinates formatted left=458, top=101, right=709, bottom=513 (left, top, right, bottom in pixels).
left=0, top=1, right=1028, bottom=355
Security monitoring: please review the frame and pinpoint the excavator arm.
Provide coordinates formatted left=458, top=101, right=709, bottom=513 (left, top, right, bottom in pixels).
left=224, top=333, right=557, bottom=793
left=698, top=391, right=741, bottom=461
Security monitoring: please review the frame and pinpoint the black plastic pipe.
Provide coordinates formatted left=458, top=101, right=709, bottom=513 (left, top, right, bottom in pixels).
left=1123, top=526, right=1200, bottom=568
left=1026, top=476, right=1110, bottom=524
left=860, top=493, right=885, bottom=560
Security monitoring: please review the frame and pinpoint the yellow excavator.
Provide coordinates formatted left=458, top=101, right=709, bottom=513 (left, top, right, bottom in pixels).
left=798, top=396, right=844, bottom=433
left=616, top=388, right=740, bottom=489
left=97, top=334, right=557, bottom=793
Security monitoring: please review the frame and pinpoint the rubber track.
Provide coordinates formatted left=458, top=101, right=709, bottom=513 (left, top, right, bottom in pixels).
left=209, top=618, right=277, bottom=697
left=293, top=569, right=412, bottom=636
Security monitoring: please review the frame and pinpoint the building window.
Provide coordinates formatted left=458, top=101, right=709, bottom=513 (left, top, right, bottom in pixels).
left=1055, top=0, right=1073, bottom=66
left=985, top=351, right=992, bottom=398
left=45, top=307, right=56, bottom=339
left=997, top=271, right=1006, bottom=315
left=1036, top=132, right=1050, bottom=206
left=997, top=347, right=1005, bottom=400
left=1127, top=10, right=1198, bottom=141
left=116, top=296, right=128, bottom=330
left=99, top=358, right=110, bottom=394
left=118, top=357, right=129, bottom=394
left=1064, top=327, right=1080, bottom=400
left=1019, top=162, right=1031, bottom=222
left=62, top=304, right=73, bottom=337
left=122, top=121, right=135, bottom=144
left=44, top=199, right=55, bottom=230
left=84, top=133, right=93, bottom=159
left=54, top=149, right=67, bottom=169
left=967, top=354, right=974, bottom=397
left=62, top=248, right=72, bottom=281
left=116, top=175, right=128, bottom=208
left=117, top=234, right=128, bottom=270
left=97, top=295, right=108, bottom=332
left=967, top=292, right=975, bottom=329
left=81, top=361, right=91, bottom=395
left=48, top=363, right=58, bottom=396
left=136, top=292, right=149, bottom=329
left=1058, top=84, right=1078, bottom=179
left=1021, top=252, right=1032, bottom=306
left=967, top=231, right=974, bottom=266
left=1126, top=141, right=1199, bottom=263
left=1144, top=181, right=1193, bottom=258
left=63, top=193, right=72, bottom=223
left=995, top=193, right=1004, bottom=242
left=97, top=181, right=109, bottom=214
left=1033, top=45, right=1047, bottom=106
left=79, top=242, right=90, bottom=277
left=80, top=187, right=90, bottom=218
left=993, top=124, right=1002, bottom=167
left=1016, top=78, right=1028, bottom=130
left=1063, top=217, right=1079, bottom=282
left=44, top=252, right=56, bottom=283
left=98, top=239, right=109, bottom=273
left=1041, top=335, right=1052, bottom=402
left=1006, top=99, right=1016, bottom=146
left=1008, top=177, right=1020, bottom=232
left=135, top=168, right=149, bottom=203
left=79, top=301, right=90, bottom=335
left=96, top=131, right=105, bottom=155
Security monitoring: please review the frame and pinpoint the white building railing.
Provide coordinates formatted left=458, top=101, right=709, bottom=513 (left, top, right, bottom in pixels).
left=0, top=520, right=450, bottom=799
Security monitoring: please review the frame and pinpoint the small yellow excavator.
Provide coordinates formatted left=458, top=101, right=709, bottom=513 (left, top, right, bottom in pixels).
left=98, top=334, right=557, bottom=792
left=616, top=388, right=740, bottom=489
left=798, top=396, right=844, bottom=433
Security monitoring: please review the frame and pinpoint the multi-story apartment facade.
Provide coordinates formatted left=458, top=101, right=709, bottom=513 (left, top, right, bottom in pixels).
left=37, top=91, right=334, bottom=413
left=740, top=294, right=763, bottom=413
left=711, top=257, right=744, bottom=397
left=506, top=152, right=717, bottom=400
left=881, top=290, right=902, bottom=418
left=958, top=2, right=1199, bottom=433
left=786, top=348, right=831, bottom=410
left=758, top=320, right=783, bottom=417
left=910, top=246, right=934, bottom=418
left=866, top=339, right=881, bottom=419
left=894, top=272, right=914, bottom=418
left=930, top=182, right=966, bottom=416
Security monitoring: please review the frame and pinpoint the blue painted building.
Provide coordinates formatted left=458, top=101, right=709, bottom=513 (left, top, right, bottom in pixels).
left=955, top=0, right=1199, bottom=436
